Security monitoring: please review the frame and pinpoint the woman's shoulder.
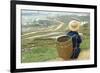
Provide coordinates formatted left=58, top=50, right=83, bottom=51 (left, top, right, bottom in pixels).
left=67, top=31, right=77, bottom=37
left=68, top=31, right=78, bottom=35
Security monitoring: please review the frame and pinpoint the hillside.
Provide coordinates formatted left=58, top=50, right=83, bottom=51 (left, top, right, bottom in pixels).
left=21, top=10, right=90, bottom=63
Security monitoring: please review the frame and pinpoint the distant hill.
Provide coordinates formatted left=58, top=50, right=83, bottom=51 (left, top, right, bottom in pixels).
left=21, top=10, right=90, bottom=33
left=55, top=15, right=90, bottom=24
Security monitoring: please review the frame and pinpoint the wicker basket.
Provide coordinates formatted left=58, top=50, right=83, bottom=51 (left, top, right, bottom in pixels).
left=56, top=36, right=73, bottom=60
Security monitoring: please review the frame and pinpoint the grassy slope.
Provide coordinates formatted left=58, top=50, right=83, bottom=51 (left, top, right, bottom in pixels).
left=21, top=22, right=90, bottom=63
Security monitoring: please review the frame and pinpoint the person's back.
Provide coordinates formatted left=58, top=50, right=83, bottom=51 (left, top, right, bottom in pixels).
left=67, top=31, right=82, bottom=59
left=66, top=20, right=82, bottom=59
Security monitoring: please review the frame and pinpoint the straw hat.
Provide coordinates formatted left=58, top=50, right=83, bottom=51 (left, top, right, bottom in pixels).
left=68, top=20, right=80, bottom=31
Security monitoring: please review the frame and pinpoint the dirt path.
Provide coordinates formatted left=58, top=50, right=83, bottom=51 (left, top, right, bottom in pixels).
left=54, top=21, right=64, bottom=31
left=24, top=32, right=62, bottom=39
left=78, top=49, right=90, bottom=60
left=22, top=20, right=64, bottom=37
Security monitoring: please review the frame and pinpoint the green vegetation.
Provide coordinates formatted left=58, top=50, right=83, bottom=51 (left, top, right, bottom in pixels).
left=80, top=36, right=90, bottom=50
left=21, top=24, right=90, bottom=63
left=80, top=23, right=90, bottom=50
left=22, top=47, right=58, bottom=62
left=21, top=38, right=59, bottom=63
left=21, top=13, right=90, bottom=62
left=21, top=33, right=90, bottom=63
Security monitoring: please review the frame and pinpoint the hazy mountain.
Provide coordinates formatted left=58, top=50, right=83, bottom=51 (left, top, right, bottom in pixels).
left=22, top=10, right=90, bottom=26
left=21, top=10, right=90, bottom=33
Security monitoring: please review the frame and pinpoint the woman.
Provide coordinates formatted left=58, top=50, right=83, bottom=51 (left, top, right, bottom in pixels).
left=67, top=20, right=82, bottom=59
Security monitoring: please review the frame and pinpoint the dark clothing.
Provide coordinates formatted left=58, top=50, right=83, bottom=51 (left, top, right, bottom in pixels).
left=67, top=31, right=82, bottom=59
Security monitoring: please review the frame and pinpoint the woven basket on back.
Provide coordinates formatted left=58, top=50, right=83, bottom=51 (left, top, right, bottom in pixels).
left=56, top=36, right=73, bottom=60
